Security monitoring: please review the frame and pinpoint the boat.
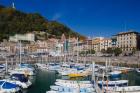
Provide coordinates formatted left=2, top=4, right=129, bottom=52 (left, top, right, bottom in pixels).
left=98, top=80, right=128, bottom=88
left=104, top=86, right=140, bottom=93
left=136, top=68, right=140, bottom=73
left=115, top=67, right=134, bottom=74
left=55, top=82, right=93, bottom=88
left=0, top=80, right=21, bottom=93
left=56, top=79, right=91, bottom=84
left=50, top=85, right=96, bottom=93
left=68, top=73, right=84, bottom=77
left=4, top=74, right=32, bottom=89
left=108, top=71, right=122, bottom=78
left=9, top=67, right=34, bottom=76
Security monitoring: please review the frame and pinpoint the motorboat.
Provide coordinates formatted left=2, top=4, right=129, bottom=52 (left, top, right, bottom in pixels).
left=4, top=74, right=32, bottom=89
left=0, top=80, right=21, bottom=93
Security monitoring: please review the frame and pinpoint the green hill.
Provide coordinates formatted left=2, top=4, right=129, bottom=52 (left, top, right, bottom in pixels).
left=0, top=5, right=85, bottom=41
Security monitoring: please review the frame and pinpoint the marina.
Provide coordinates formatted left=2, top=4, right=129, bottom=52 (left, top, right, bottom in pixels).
left=24, top=65, right=140, bottom=93
left=0, top=0, right=140, bottom=93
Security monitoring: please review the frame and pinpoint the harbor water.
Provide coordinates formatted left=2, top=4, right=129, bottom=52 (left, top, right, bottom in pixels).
left=25, top=70, right=140, bottom=93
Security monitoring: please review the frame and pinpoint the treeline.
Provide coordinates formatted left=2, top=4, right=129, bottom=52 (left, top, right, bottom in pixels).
left=101, top=48, right=122, bottom=56
left=0, top=5, right=85, bottom=41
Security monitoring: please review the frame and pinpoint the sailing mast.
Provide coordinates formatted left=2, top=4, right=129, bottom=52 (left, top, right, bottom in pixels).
left=76, top=37, right=79, bottom=63
left=19, top=41, right=21, bottom=64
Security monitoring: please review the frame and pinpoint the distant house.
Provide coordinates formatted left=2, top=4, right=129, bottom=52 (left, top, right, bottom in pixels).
left=9, top=33, right=35, bottom=42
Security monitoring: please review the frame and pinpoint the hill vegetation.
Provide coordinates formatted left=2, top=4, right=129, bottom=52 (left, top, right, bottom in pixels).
left=0, top=5, right=85, bottom=41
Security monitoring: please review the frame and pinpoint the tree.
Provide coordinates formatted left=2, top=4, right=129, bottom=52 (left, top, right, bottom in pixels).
left=101, top=49, right=106, bottom=54
left=132, top=47, right=137, bottom=54
left=90, top=49, right=95, bottom=54
left=0, top=5, right=84, bottom=41
left=106, top=47, right=113, bottom=54
left=113, top=48, right=122, bottom=56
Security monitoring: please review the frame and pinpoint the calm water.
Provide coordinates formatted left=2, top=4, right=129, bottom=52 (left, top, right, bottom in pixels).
left=25, top=70, right=60, bottom=93
left=25, top=70, right=140, bottom=93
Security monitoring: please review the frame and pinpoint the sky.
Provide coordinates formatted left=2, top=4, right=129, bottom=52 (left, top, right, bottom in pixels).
left=0, top=0, right=140, bottom=37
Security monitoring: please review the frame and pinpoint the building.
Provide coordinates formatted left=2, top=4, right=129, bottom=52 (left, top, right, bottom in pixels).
left=111, top=36, right=117, bottom=48
left=100, top=38, right=112, bottom=50
left=92, top=37, right=103, bottom=52
left=92, top=37, right=112, bottom=52
left=36, top=40, right=48, bottom=53
left=26, top=42, right=38, bottom=53
left=9, top=33, right=35, bottom=42
left=47, top=38, right=58, bottom=51
left=115, top=31, right=140, bottom=51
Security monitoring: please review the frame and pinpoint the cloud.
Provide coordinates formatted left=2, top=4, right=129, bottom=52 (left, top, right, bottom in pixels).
left=52, top=13, right=62, bottom=20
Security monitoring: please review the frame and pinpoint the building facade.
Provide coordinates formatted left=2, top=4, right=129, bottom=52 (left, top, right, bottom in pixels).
left=116, top=31, right=140, bottom=51
left=9, top=33, right=35, bottom=42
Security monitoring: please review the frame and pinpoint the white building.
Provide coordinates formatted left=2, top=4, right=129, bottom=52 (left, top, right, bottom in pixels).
left=9, top=33, right=35, bottom=42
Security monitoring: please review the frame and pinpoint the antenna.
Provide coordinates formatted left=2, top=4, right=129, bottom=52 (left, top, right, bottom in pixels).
left=12, top=2, right=15, bottom=9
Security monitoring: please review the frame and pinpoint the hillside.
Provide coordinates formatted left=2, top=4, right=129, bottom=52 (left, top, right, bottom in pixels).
left=0, top=5, right=85, bottom=41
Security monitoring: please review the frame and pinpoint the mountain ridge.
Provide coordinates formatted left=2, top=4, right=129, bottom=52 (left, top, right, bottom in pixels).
left=0, top=5, right=85, bottom=41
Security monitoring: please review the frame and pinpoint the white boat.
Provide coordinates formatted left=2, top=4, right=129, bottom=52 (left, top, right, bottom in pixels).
left=105, top=86, right=140, bottom=93
left=98, top=80, right=128, bottom=87
left=56, top=79, right=91, bottom=84
left=35, top=63, right=48, bottom=70
left=108, top=71, right=122, bottom=78
left=55, top=82, right=93, bottom=88
left=9, top=67, right=34, bottom=76
left=50, top=85, right=96, bottom=93
left=136, top=68, right=140, bottom=73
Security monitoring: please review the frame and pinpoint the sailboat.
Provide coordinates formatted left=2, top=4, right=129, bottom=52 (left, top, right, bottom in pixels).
left=9, top=42, right=35, bottom=76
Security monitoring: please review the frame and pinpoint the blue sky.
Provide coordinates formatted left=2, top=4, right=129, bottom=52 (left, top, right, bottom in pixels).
left=0, top=0, right=140, bottom=37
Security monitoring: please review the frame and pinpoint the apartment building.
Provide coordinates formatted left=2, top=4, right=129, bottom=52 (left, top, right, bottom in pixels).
left=100, top=38, right=112, bottom=50
left=92, top=37, right=112, bottom=52
left=116, top=31, right=140, bottom=51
